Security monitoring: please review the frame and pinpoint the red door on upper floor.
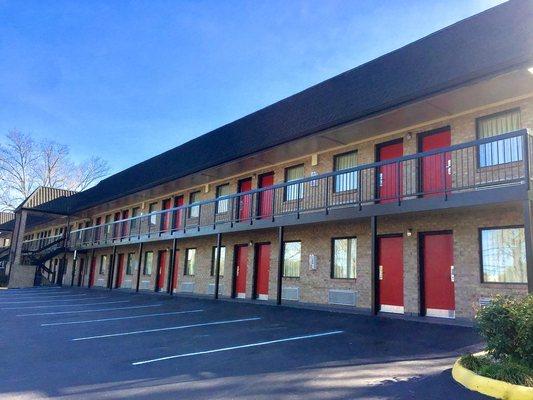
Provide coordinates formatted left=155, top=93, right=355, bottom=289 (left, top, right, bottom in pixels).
left=115, top=254, right=125, bottom=288
left=113, top=212, right=121, bottom=239
left=173, top=196, right=184, bottom=230
left=234, top=245, right=248, bottom=298
left=156, top=250, right=167, bottom=291
left=257, top=173, right=274, bottom=219
left=377, top=236, right=404, bottom=314
left=238, top=178, right=253, bottom=221
left=420, top=129, right=452, bottom=197
left=121, top=210, right=129, bottom=238
left=421, top=232, right=455, bottom=318
left=376, top=140, right=403, bottom=203
left=254, top=243, right=271, bottom=300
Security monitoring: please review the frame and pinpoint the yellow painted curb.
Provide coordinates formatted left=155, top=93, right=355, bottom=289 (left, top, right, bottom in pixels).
left=452, top=358, right=533, bottom=400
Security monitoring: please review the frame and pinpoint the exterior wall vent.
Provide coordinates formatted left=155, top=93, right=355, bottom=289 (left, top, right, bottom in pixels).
left=479, top=297, right=492, bottom=307
left=96, top=278, right=105, bottom=287
left=328, top=289, right=357, bottom=306
left=140, top=280, right=151, bottom=290
left=207, top=283, right=224, bottom=295
left=122, top=280, right=133, bottom=289
left=180, top=282, right=195, bottom=293
left=282, top=286, right=300, bottom=301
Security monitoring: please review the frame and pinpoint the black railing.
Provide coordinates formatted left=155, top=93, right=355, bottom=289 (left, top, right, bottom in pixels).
left=31, top=129, right=530, bottom=249
left=22, top=234, right=63, bottom=253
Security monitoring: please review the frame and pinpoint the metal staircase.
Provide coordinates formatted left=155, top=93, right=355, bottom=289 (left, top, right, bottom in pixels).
left=21, top=238, right=67, bottom=286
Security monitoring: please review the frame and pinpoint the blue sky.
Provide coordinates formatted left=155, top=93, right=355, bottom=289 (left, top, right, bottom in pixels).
left=0, top=0, right=505, bottom=176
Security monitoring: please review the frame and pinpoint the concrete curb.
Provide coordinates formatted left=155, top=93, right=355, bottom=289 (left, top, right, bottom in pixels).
left=452, top=357, right=533, bottom=400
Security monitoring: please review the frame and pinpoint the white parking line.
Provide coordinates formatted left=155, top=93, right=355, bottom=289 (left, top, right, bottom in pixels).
left=132, top=330, right=344, bottom=365
left=41, top=309, right=205, bottom=326
left=0, top=295, right=93, bottom=304
left=72, top=317, right=262, bottom=341
left=3, top=300, right=129, bottom=310
left=17, top=303, right=162, bottom=316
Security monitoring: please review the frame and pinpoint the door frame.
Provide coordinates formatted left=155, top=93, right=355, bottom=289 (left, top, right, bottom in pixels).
left=252, top=242, right=271, bottom=300
left=256, top=172, right=274, bottom=218
left=155, top=249, right=168, bottom=292
left=374, top=138, right=403, bottom=202
left=231, top=243, right=249, bottom=298
left=416, top=126, right=451, bottom=196
left=418, top=230, right=453, bottom=317
left=374, top=233, right=403, bottom=314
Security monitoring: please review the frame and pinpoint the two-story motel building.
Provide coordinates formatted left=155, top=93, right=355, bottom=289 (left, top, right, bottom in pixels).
left=1, top=0, right=532, bottom=324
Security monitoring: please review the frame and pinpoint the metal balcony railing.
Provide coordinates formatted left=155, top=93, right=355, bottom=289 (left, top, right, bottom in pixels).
left=31, top=129, right=531, bottom=250
left=22, top=234, right=64, bottom=253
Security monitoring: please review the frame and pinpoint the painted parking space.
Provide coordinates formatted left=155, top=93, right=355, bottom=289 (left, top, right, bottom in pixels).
left=0, top=287, right=488, bottom=400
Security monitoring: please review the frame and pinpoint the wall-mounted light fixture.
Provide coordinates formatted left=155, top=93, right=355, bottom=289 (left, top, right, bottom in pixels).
left=406, top=228, right=413, bottom=237
left=406, top=132, right=413, bottom=140
left=528, top=67, right=533, bottom=74
left=249, top=240, right=254, bottom=247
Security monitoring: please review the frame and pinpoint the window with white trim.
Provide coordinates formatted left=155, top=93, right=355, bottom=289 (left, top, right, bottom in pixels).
left=332, top=237, right=357, bottom=279
left=334, top=151, right=358, bottom=192
left=477, top=109, right=522, bottom=167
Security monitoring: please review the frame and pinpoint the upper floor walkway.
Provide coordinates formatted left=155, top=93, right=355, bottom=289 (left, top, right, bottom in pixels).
left=32, top=128, right=531, bottom=252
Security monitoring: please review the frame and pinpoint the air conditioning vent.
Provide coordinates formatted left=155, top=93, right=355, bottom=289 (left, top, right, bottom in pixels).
left=121, top=280, right=133, bottom=289
left=479, top=297, right=492, bottom=307
left=282, top=286, right=299, bottom=301
left=96, top=278, right=105, bottom=287
left=328, top=290, right=357, bottom=306
left=180, top=282, right=195, bottom=293
left=207, top=283, right=224, bottom=295
left=140, top=280, right=151, bottom=290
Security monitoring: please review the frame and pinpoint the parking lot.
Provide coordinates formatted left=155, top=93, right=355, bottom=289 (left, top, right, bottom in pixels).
left=0, top=287, right=488, bottom=399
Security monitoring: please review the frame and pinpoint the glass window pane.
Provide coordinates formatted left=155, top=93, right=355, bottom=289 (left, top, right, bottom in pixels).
left=186, top=248, right=196, bottom=275
left=211, top=246, right=226, bottom=276
left=285, top=165, right=304, bottom=201
left=334, top=152, right=358, bottom=192
left=477, top=110, right=522, bottom=167
left=216, top=185, right=230, bottom=214
left=126, top=253, right=135, bottom=275
left=283, top=242, right=301, bottom=277
left=189, top=192, right=200, bottom=218
left=481, top=228, right=526, bottom=283
left=99, top=255, right=107, bottom=274
left=333, top=238, right=356, bottom=279
left=144, top=251, right=153, bottom=275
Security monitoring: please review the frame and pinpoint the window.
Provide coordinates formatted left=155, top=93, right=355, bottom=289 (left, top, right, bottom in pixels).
left=283, top=241, right=301, bottom=277
left=130, top=207, right=141, bottom=232
left=99, top=255, right=108, bottom=274
left=148, top=203, right=158, bottom=226
left=477, top=109, right=522, bottom=167
left=284, top=164, right=304, bottom=201
left=185, top=248, right=197, bottom=275
left=216, top=184, right=230, bottom=214
left=104, top=214, right=112, bottom=237
left=480, top=227, right=526, bottom=283
left=334, top=151, right=358, bottom=192
left=332, top=237, right=357, bottom=279
left=126, top=252, right=135, bottom=275
left=143, top=251, right=154, bottom=275
left=210, top=246, right=226, bottom=276
left=189, top=191, right=201, bottom=218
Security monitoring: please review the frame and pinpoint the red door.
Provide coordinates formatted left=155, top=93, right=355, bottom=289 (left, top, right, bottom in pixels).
left=157, top=250, right=167, bottom=291
left=257, top=173, right=274, bottom=218
left=161, top=199, right=171, bottom=232
left=422, top=232, right=455, bottom=318
left=113, top=212, right=121, bottom=239
left=171, top=250, right=180, bottom=292
left=378, top=236, right=404, bottom=313
left=238, top=178, right=252, bottom=221
left=115, top=254, right=125, bottom=288
left=377, top=140, right=403, bottom=203
left=173, top=196, right=184, bottom=230
left=89, top=257, right=97, bottom=287
left=420, top=129, right=452, bottom=197
left=234, top=245, right=248, bottom=298
left=255, top=244, right=271, bottom=299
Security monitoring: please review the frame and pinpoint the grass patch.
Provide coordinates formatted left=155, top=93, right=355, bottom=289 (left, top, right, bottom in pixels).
left=460, top=354, right=533, bottom=387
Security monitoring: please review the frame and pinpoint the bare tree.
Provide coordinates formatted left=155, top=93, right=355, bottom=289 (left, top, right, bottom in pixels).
left=0, top=129, right=110, bottom=211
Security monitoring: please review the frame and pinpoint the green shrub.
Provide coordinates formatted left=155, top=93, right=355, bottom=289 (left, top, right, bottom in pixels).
left=478, top=358, right=533, bottom=387
left=475, top=296, right=518, bottom=360
left=511, top=295, right=533, bottom=368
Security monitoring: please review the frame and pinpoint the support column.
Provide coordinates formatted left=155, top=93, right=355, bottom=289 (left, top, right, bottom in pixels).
left=108, top=245, right=117, bottom=290
left=70, top=257, right=77, bottom=287
left=524, top=200, right=533, bottom=294
left=9, top=210, right=28, bottom=274
left=88, top=249, right=95, bottom=288
left=168, top=238, right=177, bottom=295
left=370, top=216, right=378, bottom=315
left=276, top=226, right=285, bottom=305
left=135, top=242, right=144, bottom=292
left=214, top=233, right=222, bottom=300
